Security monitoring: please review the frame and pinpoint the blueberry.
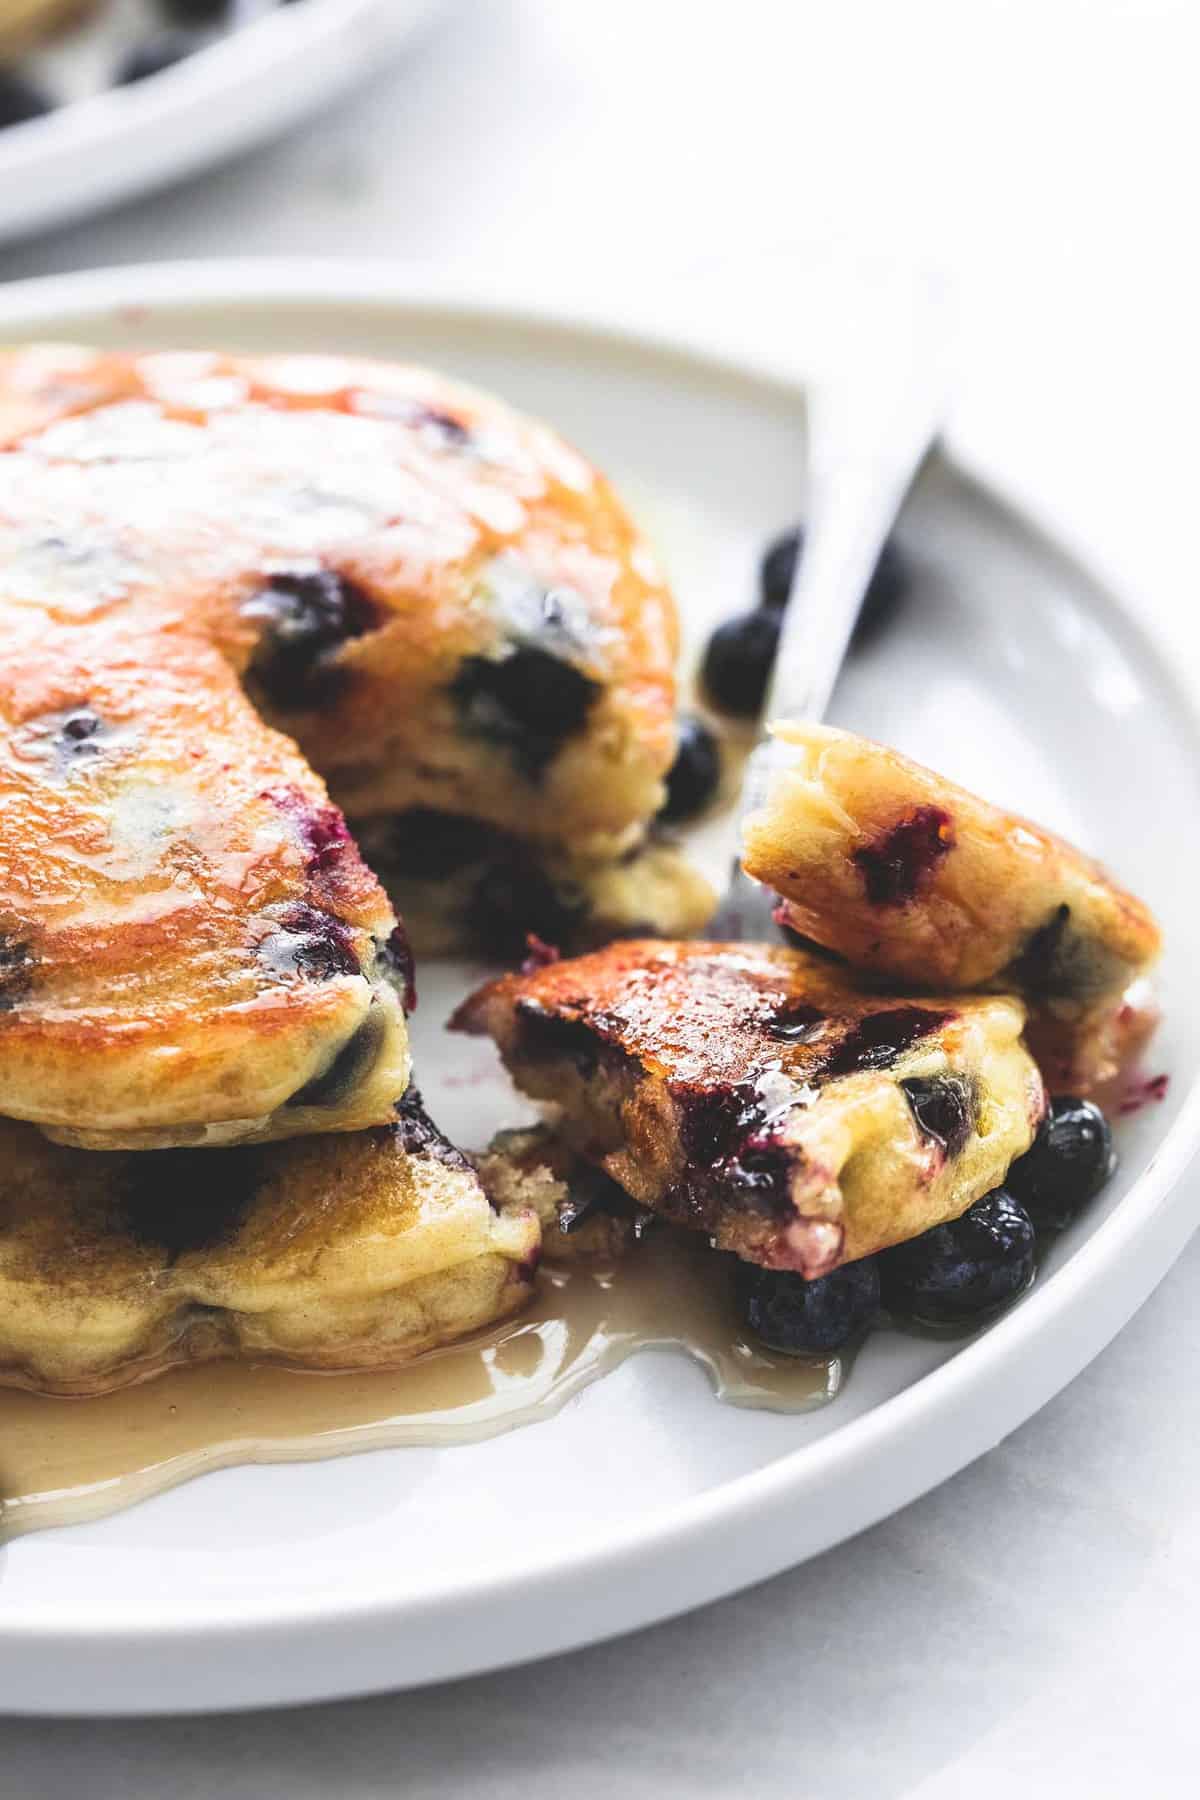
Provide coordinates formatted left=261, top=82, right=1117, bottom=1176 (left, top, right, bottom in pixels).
left=257, top=902, right=359, bottom=983
left=156, top=0, right=229, bottom=21
left=115, top=32, right=198, bottom=85
left=900, top=1074, right=975, bottom=1157
left=466, top=861, right=587, bottom=963
left=450, top=648, right=598, bottom=778
left=659, top=715, right=721, bottom=821
left=0, top=935, right=34, bottom=1011
left=1005, top=1096, right=1115, bottom=1232
left=759, top=526, right=908, bottom=647
left=0, top=70, right=53, bottom=130
left=879, top=1189, right=1036, bottom=1325
left=243, top=570, right=376, bottom=711
left=700, top=610, right=781, bottom=717
left=736, top=1258, right=880, bottom=1354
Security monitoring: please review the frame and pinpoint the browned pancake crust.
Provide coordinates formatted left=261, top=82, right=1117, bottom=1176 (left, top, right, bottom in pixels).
left=744, top=723, right=1161, bottom=1089
left=456, top=939, right=1044, bottom=1276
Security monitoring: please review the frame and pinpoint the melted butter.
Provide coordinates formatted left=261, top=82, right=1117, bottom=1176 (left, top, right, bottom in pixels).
left=0, top=1231, right=838, bottom=1540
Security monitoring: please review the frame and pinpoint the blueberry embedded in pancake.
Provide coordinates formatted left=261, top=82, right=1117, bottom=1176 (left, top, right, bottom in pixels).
left=743, top=723, right=1162, bottom=1090
left=454, top=939, right=1045, bottom=1278
left=0, top=1093, right=540, bottom=1397
left=354, top=809, right=716, bottom=960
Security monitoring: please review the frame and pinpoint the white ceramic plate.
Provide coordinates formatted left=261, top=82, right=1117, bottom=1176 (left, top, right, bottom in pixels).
left=0, top=261, right=1197, bottom=1717
left=0, top=0, right=444, bottom=243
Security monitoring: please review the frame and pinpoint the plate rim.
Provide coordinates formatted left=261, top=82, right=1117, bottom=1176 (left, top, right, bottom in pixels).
left=0, top=258, right=1197, bottom=1711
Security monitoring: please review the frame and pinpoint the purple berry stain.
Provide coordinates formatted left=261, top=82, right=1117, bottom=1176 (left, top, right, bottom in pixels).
left=853, top=806, right=955, bottom=905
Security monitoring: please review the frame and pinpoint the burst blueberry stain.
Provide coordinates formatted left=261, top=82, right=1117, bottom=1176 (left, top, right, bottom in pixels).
left=824, top=1007, right=950, bottom=1077
left=1009, top=903, right=1093, bottom=1000
left=900, top=1074, right=976, bottom=1157
left=288, top=1007, right=385, bottom=1108
left=258, top=902, right=359, bottom=982
left=0, top=935, right=34, bottom=1010
left=243, top=570, right=377, bottom=711
left=450, top=648, right=599, bottom=779
left=391, top=1085, right=470, bottom=1171
left=852, top=806, right=955, bottom=905
left=54, top=708, right=109, bottom=771
left=378, top=922, right=417, bottom=1011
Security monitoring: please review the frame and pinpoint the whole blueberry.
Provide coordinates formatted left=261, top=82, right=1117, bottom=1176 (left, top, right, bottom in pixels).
left=1005, top=1096, right=1115, bottom=1232
left=243, top=569, right=376, bottom=710
left=736, top=1257, right=880, bottom=1354
left=659, top=714, right=721, bottom=821
left=115, top=32, right=197, bottom=85
left=701, top=610, right=781, bottom=717
left=879, top=1189, right=1036, bottom=1326
left=759, top=525, right=909, bottom=646
left=157, top=0, right=230, bottom=21
left=0, top=70, right=53, bottom=129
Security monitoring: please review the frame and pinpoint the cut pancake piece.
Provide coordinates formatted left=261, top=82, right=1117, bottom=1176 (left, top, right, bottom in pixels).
left=455, top=939, right=1045, bottom=1279
left=743, top=722, right=1161, bottom=1090
left=0, top=1089, right=539, bottom=1397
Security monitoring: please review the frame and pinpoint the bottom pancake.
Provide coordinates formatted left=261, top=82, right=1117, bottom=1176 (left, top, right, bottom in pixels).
left=0, top=1091, right=539, bottom=1397
left=455, top=939, right=1046, bottom=1278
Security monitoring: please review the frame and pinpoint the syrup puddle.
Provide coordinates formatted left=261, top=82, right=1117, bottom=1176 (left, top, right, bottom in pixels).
left=0, top=1231, right=838, bottom=1539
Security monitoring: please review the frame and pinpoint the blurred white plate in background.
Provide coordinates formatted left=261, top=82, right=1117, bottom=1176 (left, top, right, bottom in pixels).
left=0, top=0, right=445, bottom=242
left=0, top=261, right=1196, bottom=1715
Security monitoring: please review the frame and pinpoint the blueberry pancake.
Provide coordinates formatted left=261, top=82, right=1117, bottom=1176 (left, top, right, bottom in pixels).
left=0, top=1090, right=540, bottom=1397
left=455, top=939, right=1045, bottom=1278
left=743, top=723, right=1161, bottom=1090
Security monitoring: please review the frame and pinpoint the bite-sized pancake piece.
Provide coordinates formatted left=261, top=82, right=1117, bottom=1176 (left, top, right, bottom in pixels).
left=455, top=940, right=1045, bottom=1278
left=355, top=811, right=715, bottom=959
left=0, top=1089, right=539, bottom=1397
left=0, top=345, right=679, bottom=854
left=0, top=610, right=410, bottom=1149
left=743, top=723, right=1161, bottom=1090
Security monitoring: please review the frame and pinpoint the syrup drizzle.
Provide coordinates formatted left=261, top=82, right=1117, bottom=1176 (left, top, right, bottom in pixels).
left=0, top=1231, right=838, bottom=1540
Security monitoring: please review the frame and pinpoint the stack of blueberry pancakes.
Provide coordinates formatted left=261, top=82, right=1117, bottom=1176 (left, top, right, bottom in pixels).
left=0, top=344, right=1162, bottom=1393
left=0, top=344, right=714, bottom=1394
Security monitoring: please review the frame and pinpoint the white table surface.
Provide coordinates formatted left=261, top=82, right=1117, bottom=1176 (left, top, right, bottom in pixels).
left=3, top=1, right=1199, bottom=1790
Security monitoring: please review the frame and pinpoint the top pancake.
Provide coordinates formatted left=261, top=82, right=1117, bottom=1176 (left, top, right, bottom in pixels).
left=0, top=346, right=681, bottom=1147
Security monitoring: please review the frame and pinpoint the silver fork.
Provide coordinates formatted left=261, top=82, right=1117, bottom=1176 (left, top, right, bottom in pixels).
left=716, top=282, right=954, bottom=938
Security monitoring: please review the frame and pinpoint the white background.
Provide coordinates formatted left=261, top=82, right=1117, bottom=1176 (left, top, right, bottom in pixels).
left=3, top=1, right=1199, bottom=1791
